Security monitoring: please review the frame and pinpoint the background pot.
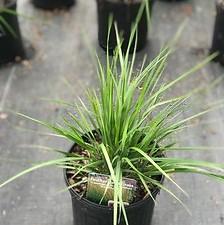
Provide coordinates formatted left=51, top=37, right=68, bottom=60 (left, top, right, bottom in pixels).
left=96, top=0, right=154, bottom=54
left=64, top=142, right=164, bottom=225
left=210, top=0, right=224, bottom=65
left=32, top=0, right=75, bottom=10
left=0, top=0, right=25, bottom=65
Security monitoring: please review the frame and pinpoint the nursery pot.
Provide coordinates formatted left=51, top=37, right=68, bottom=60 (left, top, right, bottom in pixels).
left=0, top=0, right=25, bottom=64
left=210, top=0, right=224, bottom=65
left=64, top=140, right=164, bottom=225
left=32, top=0, right=75, bottom=10
left=96, top=0, right=155, bottom=54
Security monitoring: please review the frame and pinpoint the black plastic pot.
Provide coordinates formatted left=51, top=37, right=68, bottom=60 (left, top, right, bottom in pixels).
left=0, top=0, right=25, bottom=64
left=32, top=0, right=75, bottom=10
left=64, top=141, right=164, bottom=225
left=210, top=0, right=224, bottom=65
left=96, top=0, right=155, bottom=54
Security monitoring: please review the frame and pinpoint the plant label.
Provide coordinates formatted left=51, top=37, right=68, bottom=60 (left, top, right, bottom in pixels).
left=86, top=173, right=137, bottom=205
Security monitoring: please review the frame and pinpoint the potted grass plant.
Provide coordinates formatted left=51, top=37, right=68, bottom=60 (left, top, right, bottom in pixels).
left=96, top=0, right=154, bottom=54
left=210, top=0, right=224, bottom=65
left=1, top=21, right=224, bottom=225
left=0, top=0, right=25, bottom=64
left=31, top=0, right=75, bottom=10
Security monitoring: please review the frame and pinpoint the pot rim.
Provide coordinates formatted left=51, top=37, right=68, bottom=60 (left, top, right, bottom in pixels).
left=64, top=142, right=164, bottom=211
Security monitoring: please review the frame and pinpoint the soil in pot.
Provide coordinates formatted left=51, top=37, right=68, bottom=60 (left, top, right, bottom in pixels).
left=64, top=131, right=163, bottom=225
left=96, top=0, right=155, bottom=54
left=0, top=0, right=26, bottom=65
left=31, top=0, right=75, bottom=10
left=210, top=0, right=224, bottom=65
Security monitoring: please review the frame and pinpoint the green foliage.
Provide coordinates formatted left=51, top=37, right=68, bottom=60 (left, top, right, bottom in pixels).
left=0, top=7, right=18, bottom=38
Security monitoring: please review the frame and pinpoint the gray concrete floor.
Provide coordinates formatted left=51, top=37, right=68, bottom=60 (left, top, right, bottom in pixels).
left=0, top=0, right=224, bottom=224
